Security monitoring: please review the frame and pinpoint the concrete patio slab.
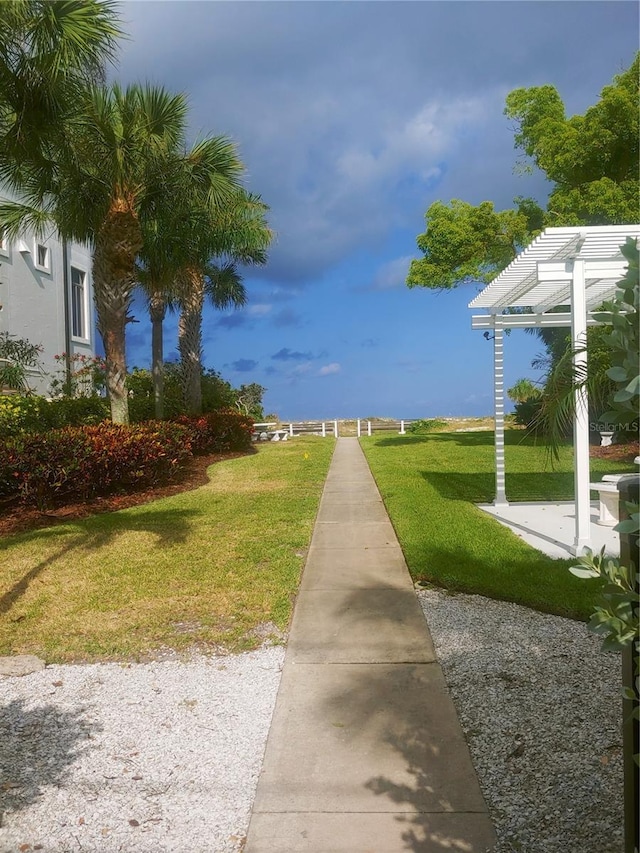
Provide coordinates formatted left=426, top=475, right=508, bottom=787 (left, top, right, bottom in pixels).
left=252, top=662, right=487, bottom=815
left=479, top=500, right=619, bottom=558
left=246, top=812, right=497, bottom=853
left=288, top=589, right=436, bottom=663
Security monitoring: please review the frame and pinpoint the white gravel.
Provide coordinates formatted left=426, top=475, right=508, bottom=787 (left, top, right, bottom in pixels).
left=0, top=646, right=284, bottom=853
left=0, top=594, right=626, bottom=853
left=417, top=587, right=624, bottom=853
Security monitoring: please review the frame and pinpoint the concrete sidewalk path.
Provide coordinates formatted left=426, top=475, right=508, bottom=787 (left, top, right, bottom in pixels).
left=244, top=438, right=496, bottom=853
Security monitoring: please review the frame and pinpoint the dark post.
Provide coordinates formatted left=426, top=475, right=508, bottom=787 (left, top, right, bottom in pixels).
left=618, top=476, right=639, bottom=853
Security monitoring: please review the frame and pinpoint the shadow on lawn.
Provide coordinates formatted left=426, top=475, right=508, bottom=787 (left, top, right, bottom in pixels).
left=370, top=432, right=498, bottom=449
left=0, top=698, right=100, bottom=819
left=421, top=470, right=575, bottom=503
left=404, top=541, right=594, bottom=622
left=0, top=506, right=200, bottom=617
left=368, top=431, right=548, bottom=450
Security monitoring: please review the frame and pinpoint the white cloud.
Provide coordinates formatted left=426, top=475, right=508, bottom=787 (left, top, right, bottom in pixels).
left=318, top=363, right=341, bottom=376
left=247, top=303, right=272, bottom=316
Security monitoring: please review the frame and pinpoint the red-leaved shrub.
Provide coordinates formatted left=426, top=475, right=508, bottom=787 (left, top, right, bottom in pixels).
left=0, top=421, right=192, bottom=509
left=174, top=410, right=254, bottom=454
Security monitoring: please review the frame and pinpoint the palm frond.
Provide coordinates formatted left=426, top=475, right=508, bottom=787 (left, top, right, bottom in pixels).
left=533, top=339, right=616, bottom=463
left=0, top=200, right=54, bottom=240
left=203, top=261, right=247, bottom=310
left=30, top=1, right=122, bottom=80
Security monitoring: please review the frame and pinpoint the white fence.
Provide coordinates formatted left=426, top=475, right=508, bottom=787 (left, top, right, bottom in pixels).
left=253, top=420, right=339, bottom=440
left=252, top=419, right=419, bottom=441
left=356, top=419, right=414, bottom=436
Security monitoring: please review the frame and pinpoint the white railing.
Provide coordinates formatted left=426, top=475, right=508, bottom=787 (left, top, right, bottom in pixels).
left=356, top=419, right=414, bottom=436
left=252, top=420, right=339, bottom=440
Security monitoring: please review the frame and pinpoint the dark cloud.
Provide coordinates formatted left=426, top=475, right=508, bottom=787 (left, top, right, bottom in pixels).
left=118, top=2, right=638, bottom=286
left=231, top=358, right=258, bottom=373
left=216, top=313, right=249, bottom=330
left=272, top=308, right=303, bottom=328
left=361, top=338, right=379, bottom=349
left=271, top=347, right=313, bottom=362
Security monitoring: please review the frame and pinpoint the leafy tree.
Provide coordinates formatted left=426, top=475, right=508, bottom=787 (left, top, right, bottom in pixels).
left=407, top=55, right=639, bottom=432
left=407, top=54, right=638, bottom=294
left=406, top=198, right=541, bottom=290
left=126, top=363, right=238, bottom=422
left=505, top=55, right=639, bottom=225
left=235, top=382, right=265, bottom=420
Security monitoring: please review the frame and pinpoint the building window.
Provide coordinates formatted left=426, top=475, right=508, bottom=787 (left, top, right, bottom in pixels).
left=0, top=228, right=8, bottom=256
left=35, top=242, right=50, bottom=271
left=71, top=267, right=87, bottom=339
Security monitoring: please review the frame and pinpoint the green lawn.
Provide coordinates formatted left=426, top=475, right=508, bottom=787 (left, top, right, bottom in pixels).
left=360, top=430, right=635, bottom=621
left=0, top=436, right=335, bottom=662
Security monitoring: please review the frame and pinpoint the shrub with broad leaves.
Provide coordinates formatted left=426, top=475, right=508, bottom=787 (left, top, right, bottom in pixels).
left=0, top=421, right=191, bottom=509
left=174, top=410, right=254, bottom=454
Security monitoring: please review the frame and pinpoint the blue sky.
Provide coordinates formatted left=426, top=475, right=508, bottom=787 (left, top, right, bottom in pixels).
left=113, top=1, right=639, bottom=420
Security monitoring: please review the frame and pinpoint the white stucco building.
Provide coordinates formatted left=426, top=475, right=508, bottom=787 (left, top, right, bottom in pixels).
left=0, top=193, right=96, bottom=395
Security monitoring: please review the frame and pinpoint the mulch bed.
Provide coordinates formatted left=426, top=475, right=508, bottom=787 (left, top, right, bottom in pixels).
left=0, top=449, right=253, bottom=539
left=589, top=441, right=639, bottom=462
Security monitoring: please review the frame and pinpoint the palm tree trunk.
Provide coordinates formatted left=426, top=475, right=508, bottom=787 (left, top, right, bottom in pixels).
left=178, top=269, right=204, bottom=415
left=93, top=201, right=142, bottom=424
left=149, top=290, right=166, bottom=420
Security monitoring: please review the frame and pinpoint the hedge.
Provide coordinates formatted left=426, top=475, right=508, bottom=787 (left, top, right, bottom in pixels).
left=0, top=411, right=254, bottom=510
left=0, top=421, right=191, bottom=509
left=0, top=394, right=109, bottom=438
left=174, top=410, right=254, bottom=454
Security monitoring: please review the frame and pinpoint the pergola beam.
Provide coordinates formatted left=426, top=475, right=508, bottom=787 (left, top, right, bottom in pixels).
left=471, top=312, right=601, bottom=330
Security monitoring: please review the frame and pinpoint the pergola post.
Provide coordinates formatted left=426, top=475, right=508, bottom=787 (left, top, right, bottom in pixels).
left=493, top=324, right=508, bottom=507
left=571, top=258, right=591, bottom=555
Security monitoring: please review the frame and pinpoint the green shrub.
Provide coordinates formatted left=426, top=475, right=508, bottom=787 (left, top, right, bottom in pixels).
left=127, top=366, right=237, bottom=422
left=0, top=421, right=192, bottom=509
left=512, top=397, right=544, bottom=431
left=408, top=418, right=448, bottom=434
left=174, top=410, right=254, bottom=454
left=0, top=394, right=109, bottom=438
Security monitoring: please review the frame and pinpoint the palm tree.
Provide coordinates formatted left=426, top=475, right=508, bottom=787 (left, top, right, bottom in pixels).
left=0, top=0, right=121, bottom=175
left=0, top=82, right=189, bottom=423
left=137, top=137, right=249, bottom=419
left=174, top=191, right=271, bottom=415
left=177, top=261, right=247, bottom=415
left=0, top=1, right=122, bottom=393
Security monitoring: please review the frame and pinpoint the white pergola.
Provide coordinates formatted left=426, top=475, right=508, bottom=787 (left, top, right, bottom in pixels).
left=469, top=225, right=640, bottom=555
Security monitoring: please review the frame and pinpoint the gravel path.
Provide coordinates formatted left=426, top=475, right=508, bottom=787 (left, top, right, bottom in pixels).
left=0, top=647, right=284, bottom=853
left=0, top=594, right=625, bottom=853
left=417, top=587, right=624, bottom=853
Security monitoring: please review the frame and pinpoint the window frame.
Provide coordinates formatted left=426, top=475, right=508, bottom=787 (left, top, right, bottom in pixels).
left=34, top=240, right=51, bottom=272
left=70, top=266, right=89, bottom=342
